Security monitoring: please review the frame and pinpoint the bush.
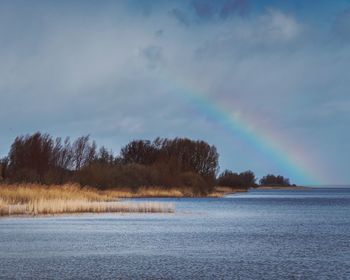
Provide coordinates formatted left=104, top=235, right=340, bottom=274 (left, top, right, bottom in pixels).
left=259, top=174, right=291, bottom=186
left=217, top=170, right=256, bottom=189
left=180, top=172, right=212, bottom=196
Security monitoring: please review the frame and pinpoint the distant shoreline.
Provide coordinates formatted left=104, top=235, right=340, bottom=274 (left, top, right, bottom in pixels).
left=207, top=185, right=307, bottom=198
left=255, top=185, right=308, bottom=190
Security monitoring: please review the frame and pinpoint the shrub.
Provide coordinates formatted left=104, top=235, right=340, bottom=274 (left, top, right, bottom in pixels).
left=259, top=174, right=291, bottom=186
left=180, top=172, right=212, bottom=196
left=217, top=170, right=256, bottom=189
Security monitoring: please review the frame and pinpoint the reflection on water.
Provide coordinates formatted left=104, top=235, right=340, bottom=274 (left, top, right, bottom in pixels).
left=0, top=188, right=349, bottom=279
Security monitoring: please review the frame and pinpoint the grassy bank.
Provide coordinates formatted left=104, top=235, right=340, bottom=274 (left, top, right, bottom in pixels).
left=0, top=183, right=247, bottom=216
left=108, top=187, right=185, bottom=198
left=0, top=183, right=306, bottom=216
left=104, top=186, right=247, bottom=198
left=0, top=184, right=174, bottom=216
left=208, top=186, right=248, bottom=197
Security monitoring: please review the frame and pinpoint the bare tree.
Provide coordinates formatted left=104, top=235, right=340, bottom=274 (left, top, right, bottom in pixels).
left=72, top=136, right=96, bottom=170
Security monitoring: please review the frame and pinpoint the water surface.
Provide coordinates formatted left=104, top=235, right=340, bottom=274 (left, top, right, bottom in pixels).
left=1, top=188, right=349, bottom=279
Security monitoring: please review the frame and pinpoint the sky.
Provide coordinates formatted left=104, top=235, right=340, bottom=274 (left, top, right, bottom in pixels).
left=0, top=0, right=350, bottom=185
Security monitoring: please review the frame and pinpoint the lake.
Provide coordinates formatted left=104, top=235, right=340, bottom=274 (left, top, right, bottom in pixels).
left=0, top=188, right=349, bottom=279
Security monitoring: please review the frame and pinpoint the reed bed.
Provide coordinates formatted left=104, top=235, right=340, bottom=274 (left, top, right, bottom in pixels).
left=109, top=187, right=185, bottom=198
left=0, top=184, right=174, bottom=216
left=0, top=183, right=116, bottom=204
left=208, top=186, right=247, bottom=197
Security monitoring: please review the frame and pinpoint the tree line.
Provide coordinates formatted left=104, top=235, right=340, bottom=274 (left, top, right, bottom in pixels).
left=0, top=132, right=292, bottom=194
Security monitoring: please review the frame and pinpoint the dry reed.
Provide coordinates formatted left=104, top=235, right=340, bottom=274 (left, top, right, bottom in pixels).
left=109, top=187, right=185, bottom=198
left=0, top=184, right=174, bottom=216
left=208, top=186, right=247, bottom=197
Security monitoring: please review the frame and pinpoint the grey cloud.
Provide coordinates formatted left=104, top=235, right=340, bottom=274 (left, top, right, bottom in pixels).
left=192, top=0, right=214, bottom=19
left=169, top=8, right=190, bottom=26
left=220, top=0, right=250, bottom=18
left=194, top=9, right=305, bottom=61
left=169, top=0, right=250, bottom=27
left=191, top=0, right=250, bottom=22
left=141, top=45, right=164, bottom=69
left=155, top=29, right=164, bottom=37
left=332, top=8, right=350, bottom=42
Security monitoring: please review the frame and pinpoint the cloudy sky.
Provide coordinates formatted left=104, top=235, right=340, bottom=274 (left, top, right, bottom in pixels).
left=0, top=0, right=349, bottom=185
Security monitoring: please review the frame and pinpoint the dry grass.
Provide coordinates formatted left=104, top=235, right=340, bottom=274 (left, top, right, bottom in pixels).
left=0, top=183, right=116, bottom=204
left=0, top=184, right=174, bottom=216
left=208, top=186, right=247, bottom=197
left=108, top=186, right=245, bottom=198
left=109, top=187, right=185, bottom=198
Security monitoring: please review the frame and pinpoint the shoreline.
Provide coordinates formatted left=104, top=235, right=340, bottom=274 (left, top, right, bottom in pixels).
left=209, top=186, right=248, bottom=197
left=0, top=184, right=307, bottom=217
left=113, top=186, right=249, bottom=198
left=123, top=185, right=307, bottom=198
left=256, top=185, right=309, bottom=190
left=0, top=184, right=175, bottom=217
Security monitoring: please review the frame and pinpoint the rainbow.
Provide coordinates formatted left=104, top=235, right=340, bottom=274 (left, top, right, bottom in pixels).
left=165, top=79, right=319, bottom=185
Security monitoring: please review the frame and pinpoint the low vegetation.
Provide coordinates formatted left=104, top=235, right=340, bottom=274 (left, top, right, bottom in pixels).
left=0, top=184, right=174, bottom=216
left=216, top=170, right=257, bottom=190
left=259, top=174, right=291, bottom=186
left=208, top=186, right=248, bottom=197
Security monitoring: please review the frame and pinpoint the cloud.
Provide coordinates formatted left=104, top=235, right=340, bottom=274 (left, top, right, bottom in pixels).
left=332, top=8, right=350, bottom=42
left=192, top=0, right=215, bottom=19
left=193, top=8, right=304, bottom=62
left=220, top=0, right=250, bottom=18
left=169, top=8, right=190, bottom=26
left=192, top=0, right=250, bottom=21
left=170, top=0, right=251, bottom=26
left=260, top=9, right=301, bottom=41
left=0, top=1, right=349, bottom=183
left=141, top=45, right=164, bottom=68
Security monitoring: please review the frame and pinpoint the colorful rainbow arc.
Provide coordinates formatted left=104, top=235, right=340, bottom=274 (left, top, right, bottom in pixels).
left=165, top=80, right=318, bottom=185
